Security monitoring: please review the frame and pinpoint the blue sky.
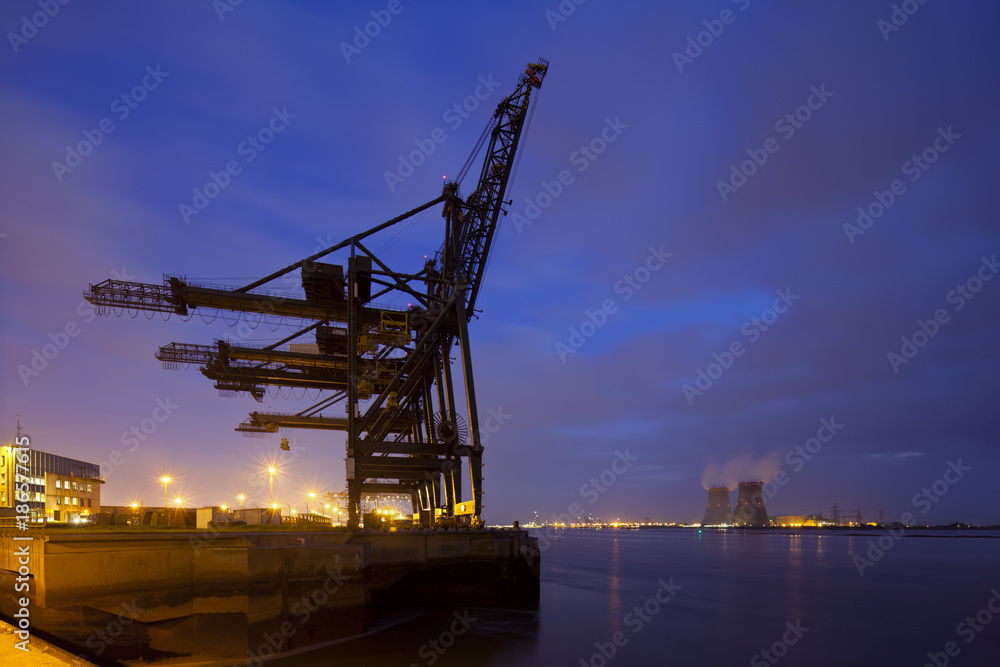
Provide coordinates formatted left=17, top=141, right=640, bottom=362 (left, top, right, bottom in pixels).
left=2, top=1, right=999, bottom=524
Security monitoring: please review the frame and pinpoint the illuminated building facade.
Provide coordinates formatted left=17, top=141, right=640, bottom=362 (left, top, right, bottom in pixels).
left=0, top=444, right=103, bottom=523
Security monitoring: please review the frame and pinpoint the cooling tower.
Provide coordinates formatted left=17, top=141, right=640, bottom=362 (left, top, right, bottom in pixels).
left=732, top=481, right=769, bottom=527
left=702, top=487, right=733, bottom=526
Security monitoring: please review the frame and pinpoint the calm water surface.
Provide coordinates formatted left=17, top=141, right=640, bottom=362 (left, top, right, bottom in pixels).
left=270, top=528, right=999, bottom=666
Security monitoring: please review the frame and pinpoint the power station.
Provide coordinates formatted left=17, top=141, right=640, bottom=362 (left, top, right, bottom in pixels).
left=732, top=481, right=770, bottom=527
left=700, top=482, right=771, bottom=527
left=702, top=486, right=733, bottom=526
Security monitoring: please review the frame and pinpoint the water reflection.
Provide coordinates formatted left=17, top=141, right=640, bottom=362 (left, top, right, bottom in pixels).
left=262, top=528, right=1000, bottom=667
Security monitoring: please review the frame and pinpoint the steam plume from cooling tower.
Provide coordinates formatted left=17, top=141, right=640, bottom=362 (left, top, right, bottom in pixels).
left=700, top=451, right=782, bottom=490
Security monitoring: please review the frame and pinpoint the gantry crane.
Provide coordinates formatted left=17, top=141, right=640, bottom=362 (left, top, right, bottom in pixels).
left=85, top=60, right=549, bottom=529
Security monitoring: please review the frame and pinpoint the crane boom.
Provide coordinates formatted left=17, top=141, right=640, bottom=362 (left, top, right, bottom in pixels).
left=442, top=60, right=548, bottom=315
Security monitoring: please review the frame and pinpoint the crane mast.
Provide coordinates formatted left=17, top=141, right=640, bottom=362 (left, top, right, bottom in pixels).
left=84, top=59, right=549, bottom=529
left=441, top=60, right=548, bottom=315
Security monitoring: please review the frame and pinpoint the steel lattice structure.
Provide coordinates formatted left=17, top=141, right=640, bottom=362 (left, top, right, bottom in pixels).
left=85, top=60, right=549, bottom=528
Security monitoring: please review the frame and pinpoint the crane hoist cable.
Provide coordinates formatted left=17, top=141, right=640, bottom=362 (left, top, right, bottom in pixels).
left=456, top=114, right=498, bottom=188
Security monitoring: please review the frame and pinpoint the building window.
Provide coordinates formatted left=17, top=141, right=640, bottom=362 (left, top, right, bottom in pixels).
left=72, top=497, right=78, bottom=506
left=56, top=480, right=61, bottom=489
left=56, top=497, right=61, bottom=505
left=87, top=484, right=92, bottom=493
left=72, top=481, right=77, bottom=491
left=87, top=498, right=92, bottom=507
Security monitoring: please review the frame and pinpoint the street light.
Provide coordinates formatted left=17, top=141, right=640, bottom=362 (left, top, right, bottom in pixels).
left=160, top=476, right=171, bottom=526
left=307, top=491, right=316, bottom=517
left=267, top=465, right=278, bottom=501
left=237, top=493, right=246, bottom=510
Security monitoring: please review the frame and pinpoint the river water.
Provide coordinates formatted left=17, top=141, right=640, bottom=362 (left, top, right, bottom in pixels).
left=269, top=527, right=999, bottom=666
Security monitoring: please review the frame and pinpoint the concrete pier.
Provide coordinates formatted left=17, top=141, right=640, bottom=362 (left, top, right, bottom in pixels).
left=0, top=528, right=539, bottom=664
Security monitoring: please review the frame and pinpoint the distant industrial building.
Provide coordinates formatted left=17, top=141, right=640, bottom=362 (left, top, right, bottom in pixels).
left=702, top=487, right=733, bottom=526
left=1, top=441, right=103, bottom=523
left=772, top=514, right=825, bottom=527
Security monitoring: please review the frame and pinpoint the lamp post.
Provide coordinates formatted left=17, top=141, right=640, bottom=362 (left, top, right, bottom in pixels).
left=267, top=466, right=277, bottom=502
left=238, top=493, right=246, bottom=510
left=307, top=491, right=316, bottom=518
left=160, top=477, right=171, bottom=526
